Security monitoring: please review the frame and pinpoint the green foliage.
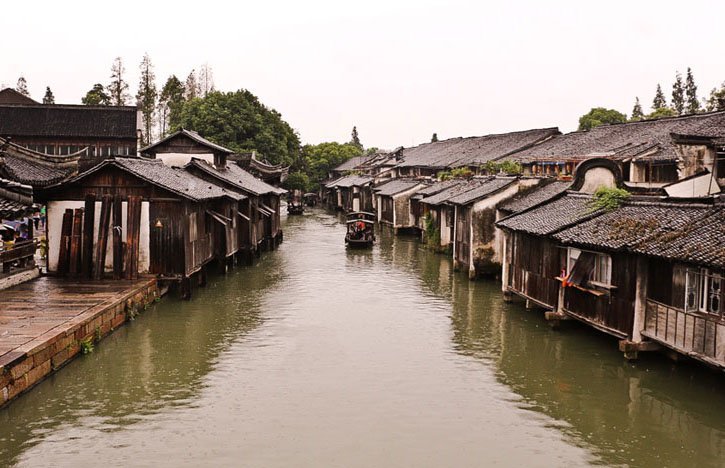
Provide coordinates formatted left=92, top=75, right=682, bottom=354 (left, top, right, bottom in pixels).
left=173, top=90, right=301, bottom=167
left=284, top=171, right=310, bottom=192
left=578, top=107, right=627, bottom=131
left=42, top=87, right=55, bottom=104
left=685, top=67, right=700, bottom=114
left=652, top=83, right=667, bottom=110
left=431, top=133, right=438, bottom=142
left=80, top=337, right=94, bottom=355
left=671, top=71, right=684, bottom=115
left=480, top=160, right=522, bottom=175
left=82, top=83, right=111, bottom=105
left=136, top=53, right=157, bottom=146
left=588, top=186, right=630, bottom=212
left=630, top=97, right=643, bottom=121
left=645, top=107, right=677, bottom=120
left=350, top=126, right=363, bottom=150
left=158, top=75, right=185, bottom=138
left=705, top=82, right=725, bottom=111
left=438, top=167, right=474, bottom=180
left=302, top=142, right=363, bottom=188
left=108, top=57, right=130, bottom=106
left=423, top=214, right=441, bottom=249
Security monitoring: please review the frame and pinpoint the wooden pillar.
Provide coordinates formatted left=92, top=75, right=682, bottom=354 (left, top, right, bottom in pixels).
left=112, top=196, right=123, bottom=279
left=93, top=195, right=112, bottom=280
left=81, top=194, right=96, bottom=278
left=180, top=276, right=192, bottom=300
left=68, top=208, right=83, bottom=277
left=631, top=256, right=649, bottom=343
left=57, top=209, right=73, bottom=276
left=124, top=196, right=142, bottom=280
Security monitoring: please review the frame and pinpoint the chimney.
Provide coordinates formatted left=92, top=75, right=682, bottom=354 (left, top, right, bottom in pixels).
left=213, top=152, right=227, bottom=170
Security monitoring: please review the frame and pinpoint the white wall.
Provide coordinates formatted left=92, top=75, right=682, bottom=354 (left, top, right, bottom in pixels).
left=580, top=167, right=616, bottom=194
left=47, top=200, right=150, bottom=273
left=157, top=153, right=213, bottom=167
left=665, top=173, right=721, bottom=198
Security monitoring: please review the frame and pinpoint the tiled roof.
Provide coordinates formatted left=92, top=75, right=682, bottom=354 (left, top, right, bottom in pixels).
left=0, top=155, right=72, bottom=187
left=411, top=179, right=464, bottom=198
left=140, top=129, right=234, bottom=155
left=420, top=179, right=486, bottom=206
left=498, top=180, right=572, bottom=214
left=0, top=104, right=138, bottom=139
left=511, top=111, right=725, bottom=163
left=114, top=158, right=241, bottom=201
left=0, top=178, right=34, bottom=218
left=447, top=177, right=517, bottom=205
left=186, top=159, right=284, bottom=196
left=496, top=194, right=602, bottom=235
left=554, top=203, right=725, bottom=268
left=333, top=155, right=370, bottom=172
left=396, top=128, right=559, bottom=168
left=328, top=174, right=374, bottom=188
left=373, top=179, right=423, bottom=196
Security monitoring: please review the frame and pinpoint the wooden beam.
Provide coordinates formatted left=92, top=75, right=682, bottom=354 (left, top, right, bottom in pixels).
left=57, top=209, right=73, bottom=276
left=112, top=196, right=123, bottom=279
left=81, top=194, right=96, bottom=278
left=68, top=208, right=83, bottom=277
left=93, top=195, right=112, bottom=280
left=124, top=196, right=142, bottom=280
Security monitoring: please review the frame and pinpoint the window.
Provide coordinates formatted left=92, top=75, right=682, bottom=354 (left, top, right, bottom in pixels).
left=566, top=247, right=612, bottom=288
left=686, top=268, right=722, bottom=315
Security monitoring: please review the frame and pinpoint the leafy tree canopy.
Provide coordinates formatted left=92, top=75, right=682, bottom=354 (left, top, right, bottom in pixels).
left=82, top=83, right=111, bottom=105
left=577, top=107, right=627, bottom=131
left=630, top=97, right=644, bottom=121
left=42, top=87, right=55, bottom=104
left=302, top=142, right=363, bottom=189
left=284, top=171, right=310, bottom=192
left=706, top=82, right=725, bottom=111
left=173, top=90, right=300, bottom=167
left=645, top=107, right=677, bottom=120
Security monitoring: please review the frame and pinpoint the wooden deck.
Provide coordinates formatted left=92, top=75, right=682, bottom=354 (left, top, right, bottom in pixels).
left=0, top=276, right=158, bottom=406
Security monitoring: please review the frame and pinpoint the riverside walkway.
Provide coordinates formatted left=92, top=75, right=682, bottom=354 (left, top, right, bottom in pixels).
left=0, top=276, right=158, bottom=406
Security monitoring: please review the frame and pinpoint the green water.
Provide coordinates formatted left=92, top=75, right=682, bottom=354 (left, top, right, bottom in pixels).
left=0, top=210, right=723, bottom=467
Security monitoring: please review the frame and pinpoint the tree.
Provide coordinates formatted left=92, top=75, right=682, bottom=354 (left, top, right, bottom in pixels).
left=645, top=107, right=677, bottom=120
left=671, top=71, right=684, bottom=115
left=350, top=126, right=362, bottom=150
left=302, top=142, right=363, bottom=188
left=685, top=67, right=700, bottom=114
left=198, top=63, right=215, bottom=97
left=108, top=57, right=130, bottom=106
left=652, top=84, right=667, bottom=110
left=16, top=76, right=29, bottom=97
left=431, top=133, right=438, bottom=142
left=42, top=87, right=55, bottom=104
left=174, top=90, right=301, bottom=167
left=136, top=53, right=158, bottom=146
left=158, top=75, right=185, bottom=138
left=705, top=82, right=725, bottom=111
left=577, top=107, right=627, bottom=131
left=630, top=97, right=644, bottom=121
left=184, top=69, right=199, bottom=100
left=284, top=171, right=310, bottom=192
left=82, top=83, right=111, bottom=105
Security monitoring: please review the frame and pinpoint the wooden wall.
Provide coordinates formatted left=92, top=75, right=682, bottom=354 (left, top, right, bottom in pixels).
left=508, top=232, right=561, bottom=308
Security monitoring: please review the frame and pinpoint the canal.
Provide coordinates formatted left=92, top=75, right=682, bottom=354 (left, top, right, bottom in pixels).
left=0, top=210, right=723, bottom=467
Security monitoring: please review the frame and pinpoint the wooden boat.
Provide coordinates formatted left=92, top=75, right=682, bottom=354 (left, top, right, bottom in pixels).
left=287, top=189, right=305, bottom=215
left=303, top=192, right=319, bottom=207
left=345, top=212, right=376, bottom=248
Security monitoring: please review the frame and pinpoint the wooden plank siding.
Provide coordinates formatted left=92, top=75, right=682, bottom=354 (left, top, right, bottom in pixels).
left=507, top=232, right=561, bottom=309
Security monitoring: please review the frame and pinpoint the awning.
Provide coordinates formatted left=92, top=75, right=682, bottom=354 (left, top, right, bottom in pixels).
left=206, top=209, right=230, bottom=226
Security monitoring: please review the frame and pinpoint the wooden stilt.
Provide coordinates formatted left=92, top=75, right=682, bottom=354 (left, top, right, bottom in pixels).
left=112, top=196, right=123, bottom=279
left=81, top=194, right=96, bottom=278
left=68, top=208, right=83, bottom=277
left=93, top=195, right=112, bottom=280
left=57, top=209, right=73, bottom=276
left=124, top=196, right=142, bottom=280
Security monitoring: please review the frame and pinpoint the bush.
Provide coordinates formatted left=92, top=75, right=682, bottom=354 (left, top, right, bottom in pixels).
left=588, top=186, right=630, bottom=212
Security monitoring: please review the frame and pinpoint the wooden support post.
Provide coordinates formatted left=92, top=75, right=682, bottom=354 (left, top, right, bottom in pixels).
left=124, top=196, right=142, bottom=280
left=93, top=195, right=112, bottom=280
left=57, top=209, right=73, bottom=276
left=68, top=208, right=84, bottom=277
left=81, top=194, right=96, bottom=278
left=200, top=266, right=208, bottom=287
left=112, top=196, right=123, bottom=279
left=180, top=276, right=192, bottom=300
left=620, top=257, right=653, bottom=361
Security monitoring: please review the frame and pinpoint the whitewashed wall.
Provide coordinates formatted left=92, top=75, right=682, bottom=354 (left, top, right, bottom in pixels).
left=157, top=153, right=213, bottom=167
left=47, top=200, right=150, bottom=273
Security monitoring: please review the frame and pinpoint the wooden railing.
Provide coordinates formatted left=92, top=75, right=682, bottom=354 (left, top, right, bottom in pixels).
left=0, top=239, right=38, bottom=275
left=643, top=299, right=724, bottom=367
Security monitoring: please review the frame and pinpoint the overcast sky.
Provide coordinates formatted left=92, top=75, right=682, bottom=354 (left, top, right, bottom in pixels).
left=2, top=0, right=724, bottom=149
